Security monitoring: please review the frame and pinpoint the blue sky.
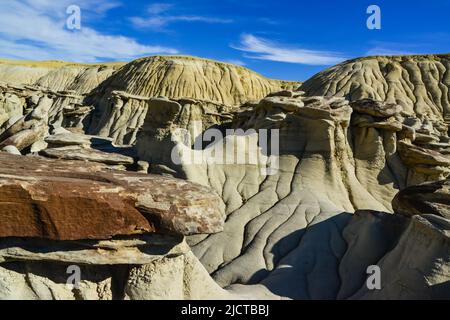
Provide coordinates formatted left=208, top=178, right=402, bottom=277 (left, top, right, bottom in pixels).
left=0, top=0, right=449, bottom=81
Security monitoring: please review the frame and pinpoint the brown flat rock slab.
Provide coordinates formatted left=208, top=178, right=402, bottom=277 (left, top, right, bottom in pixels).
left=350, top=99, right=402, bottom=118
left=0, top=153, right=225, bottom=240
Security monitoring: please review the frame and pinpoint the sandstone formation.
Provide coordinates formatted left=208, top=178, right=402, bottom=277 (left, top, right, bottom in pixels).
left=0, top=153, right=225, bottom=239
left=135, top=86, right=450, bottom=299
left=393, top=179, right=450, bottom=219
left=87, top=55, right=297, bottom=106
left=301, top=54, right=450, bottom=121
left=0, top=59, right=123, bottom=94
left=0, top=234, right=236, bottom=300
left=339, top=211, right=449, bottom=300
left=0, top=153, right=232, bottom=300
left=0, top=56, right=298, bottom=146
left=85, top=56, right=298, bottom=145
left=0, top=54, right=449, bottom=300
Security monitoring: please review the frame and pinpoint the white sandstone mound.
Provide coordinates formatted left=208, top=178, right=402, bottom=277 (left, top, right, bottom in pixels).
left=0, top=54, right=449, bottom=300
left=301, top=54, right=450, bottom=121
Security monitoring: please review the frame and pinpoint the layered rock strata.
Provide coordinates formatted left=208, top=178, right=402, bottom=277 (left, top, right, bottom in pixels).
left=0, top=55, right=449, bottom=300
left=135, top=89, right=450, bottom=299
left=0, top=152, right=232, bottom=300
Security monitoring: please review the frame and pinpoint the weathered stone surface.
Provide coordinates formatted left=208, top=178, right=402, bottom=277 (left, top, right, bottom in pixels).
left=0, top=262, right=114, bottom=300
left=1, top=54, right=450, bottom=300
left=0, top=124, right=47, bottom=151
left=337, top=211, right=450, bottom=300
left=267, top=90, right=294, bottom=98
left=398, top=125, right=416, bottom=142
left=45, top=132, right=114, bottom=148
left=0, top=172, right=153, bottom=240
left=45, top=132, right=92, bottom=147
left=301, top=54, right=450, bottom=121
left=30, top=139, right=48, bottom=153
left=0, top=234, right=189, bottom=265
left=352, top=114, right=403, bottom=131
left=0, top=153, right=225, bottom=240
left=393, top=179, right=450, bottom=219
left=124, top=251, right=235, bottom=300
left=0, top=95, right=52, bottom=151
left=0, top=246, right=240, bottom=300
left=350, top=99, right=402, bottom=117
left=1, top=145, right=21, bottom=155
left=337, top=210, right=409, bottom=299
left=40, top=145, right=134, bottom=165
left=397, top=141, right=450, bottom=167
left=136, top=160, right=149, bottom=173
left=260, top=96, right=304, bottom=111
left=0, top=92, right=22, bottom=128
left=415, top=132, right=440, bottom=144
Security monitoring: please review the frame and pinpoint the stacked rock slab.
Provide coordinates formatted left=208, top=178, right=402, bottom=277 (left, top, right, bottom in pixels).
left=0, top=153, right=235, bottom=300
left=337, top=180, right=450, bottom=300
left=301, top=54, right=450, bottom=122
left=392, top=179, right=450, bottom=220
left=0, top=55, right=449, bottom=300
left=0, top=85, right=141, bottom=168
left=135, top=89, right=450, bottom=299
left=0, top=59, right=123, bottom=94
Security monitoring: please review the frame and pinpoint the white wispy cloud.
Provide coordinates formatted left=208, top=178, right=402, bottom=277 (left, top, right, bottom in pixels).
left=231, top=34, right=347, bottom=66
left=0, top=0, right=178, bottom=62
left=130, top=2, right=233, bottom=30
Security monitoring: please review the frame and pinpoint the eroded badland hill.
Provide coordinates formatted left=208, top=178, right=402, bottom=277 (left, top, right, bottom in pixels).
left=0, top=54, right=448, bottom=300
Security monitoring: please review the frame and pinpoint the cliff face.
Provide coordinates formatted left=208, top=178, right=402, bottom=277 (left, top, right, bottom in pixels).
left=0, top=56, right=296, bottom=106
left=84, top=56, right=297, bottom=143
left=301, top=54, right=450, bottom=122
left=134, top=89, right=450, bottom=299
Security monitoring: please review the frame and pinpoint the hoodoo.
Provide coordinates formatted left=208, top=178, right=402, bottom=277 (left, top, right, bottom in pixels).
left=0, top=53, right=449, bottom=300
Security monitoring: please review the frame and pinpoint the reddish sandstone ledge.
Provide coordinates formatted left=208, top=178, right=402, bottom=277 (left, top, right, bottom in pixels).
left=0, top=153, right=225, bottom=240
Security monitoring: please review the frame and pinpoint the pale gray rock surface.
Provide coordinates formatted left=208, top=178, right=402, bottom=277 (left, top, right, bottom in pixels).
left=135, top=89, right=450, bottom=299
left=0, top=55, right=449, bottom=300
left=40, top=145, right=135, bottom=165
